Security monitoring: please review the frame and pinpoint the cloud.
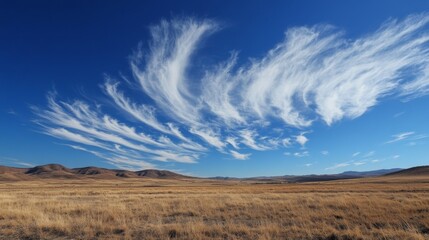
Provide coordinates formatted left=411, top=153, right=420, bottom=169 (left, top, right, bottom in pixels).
left=189, top=128, right=225, bottom=150
left=285, top=151, right=311, bottom=158
left=7, top=109, right=17, bottom=115
left=103, top=81, right=172, bottom=135
left=363, top=151, right=375, bottom=158
left=34, top=93, right=200, bottom=169
left=239, top=129, right=272, bottom=151
left=293, top=151, right=309, bottom=158
left=282, top=138, right=292, bottom=147
left=33, top=14, right=429, bottom=169
left=230, top=150, right=251, bottom=160
left=295, top=133, right=309, bottom=147
left=131, top=18, right=217, bottom=126
left=321, top=150, right=329, bottom=155
left=385, top=131, right=428, bottom=144
left=325, top=162, right=350, bottom=170
left=0, top=156, right=34, bottom=167
left=226, top=137, right=240, bottom=149
left=385, top=131, right=415, bottom=143
left=393, top=112, right=404, bottom=118
left=352, top=152, right=360, bottom=157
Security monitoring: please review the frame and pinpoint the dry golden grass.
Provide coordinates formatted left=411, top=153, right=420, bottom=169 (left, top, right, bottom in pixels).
left=0, top=177, right=428, bottom=240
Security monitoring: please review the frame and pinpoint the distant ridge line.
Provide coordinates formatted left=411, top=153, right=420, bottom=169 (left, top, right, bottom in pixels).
left=1, top=164, right=428, bottom=182
left=0, top=164, right=191, bottom=180
left=384, top=165, right=429, bottom=177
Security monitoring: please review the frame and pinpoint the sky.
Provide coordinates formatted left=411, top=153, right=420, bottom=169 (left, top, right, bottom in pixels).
left=1, top=0, right=429, bottom=177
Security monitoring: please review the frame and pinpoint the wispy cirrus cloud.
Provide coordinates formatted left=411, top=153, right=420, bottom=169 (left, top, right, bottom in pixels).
left=385, top=131, right=427, bottom=144
left=326, top=162, right=351, bottom=170
left=0, top=156, right=34, bottom=168
left=385, top=131, right=415, bottom=144
left=34, top=14, right=429, bottom=169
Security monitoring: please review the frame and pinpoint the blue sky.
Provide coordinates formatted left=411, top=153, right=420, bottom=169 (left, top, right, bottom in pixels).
left=1, top=1, right=429, bottom=177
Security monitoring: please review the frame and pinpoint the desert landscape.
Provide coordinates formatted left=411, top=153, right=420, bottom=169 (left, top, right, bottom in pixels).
left=0, top=165, right=428, bottom=240
left=3, top=2, right=429, bottom=240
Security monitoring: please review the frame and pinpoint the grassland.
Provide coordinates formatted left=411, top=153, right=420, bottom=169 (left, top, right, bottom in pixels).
left=0, top=176, right=428, bottom=240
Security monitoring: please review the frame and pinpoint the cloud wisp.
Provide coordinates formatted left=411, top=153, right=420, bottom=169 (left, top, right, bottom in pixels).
left=385, top=131, right=427, bottom=144
left=34, top=14, right=429, bottom=169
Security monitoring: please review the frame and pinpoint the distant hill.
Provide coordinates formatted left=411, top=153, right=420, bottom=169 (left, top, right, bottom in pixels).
left=286, top=168, right=403, bottom=182
left=136, top=169, right=186, bottom=178
left=0, top=164, right=191, bottom=181
left=340, top=168, right=403, bottom=177
left=1, top=164, right=427, bottom=182
left=384, top=166, right=429, bottom=177
left=0, top=166, right=30, bottom=181
left=243, top=168, right=404, bottom=183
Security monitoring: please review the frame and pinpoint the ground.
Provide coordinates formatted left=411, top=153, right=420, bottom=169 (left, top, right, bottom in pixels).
left=0, top=176, right=428, bottom=239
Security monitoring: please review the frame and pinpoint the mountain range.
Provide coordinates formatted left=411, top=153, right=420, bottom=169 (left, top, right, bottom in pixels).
left=0, top=164, right=428, bottom=182
left=0, top=164, right=189, bottom=181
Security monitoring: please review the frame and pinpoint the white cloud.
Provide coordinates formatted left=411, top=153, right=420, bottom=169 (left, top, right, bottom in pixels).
left=385, top=131, right=415, bottom=144
left=0, top=156, right=34, bottom=168
left=295, top=133, right=309, bottom=147
left=104, top=81, right=173, bottom=135
left=304, top=163, right=312, bottom=167
left=34, top=94, right=200, bottom=168
left=326, top=162, right=350, bottom=170
left=230, top=150, right=251, bottom=160
left=282, top=138, right=292, bottom=147
left=321, top=150, right=329, bottom=155
left=226, top=137, right=240, bottom=149
left=239, top=129, right=271, bottom=151
left=393, top=112, right=404, bottom=118
left=131, top=18, right=217, bottom=126
left=352, top=152, right=361, bottom=157
left=34, top=14, right=429, bottom=168
left=293, top=151, right=309, bottom=158
left=363, top=151, right=375, bottom=158
left=190, top=128, right=225, bottom=150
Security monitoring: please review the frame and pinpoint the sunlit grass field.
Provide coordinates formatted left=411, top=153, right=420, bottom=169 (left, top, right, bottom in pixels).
left=0, top=177, right=428, bottom=239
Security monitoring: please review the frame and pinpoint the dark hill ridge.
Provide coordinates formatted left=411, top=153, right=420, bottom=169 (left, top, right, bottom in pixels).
left=342, top=168, right=403, bottom=177
left=1, top=164, right=428, bottom=182
left=0, top=164, right=190, bottom=180
left=136, top=169, right=185, bottom=178
left=242, top=168, right=404, bottom=183
left=0, top=166, right=27, bottom=174
left=26, top=164, right=71, bottom=174
left=384, top=166, right=429, bottom=177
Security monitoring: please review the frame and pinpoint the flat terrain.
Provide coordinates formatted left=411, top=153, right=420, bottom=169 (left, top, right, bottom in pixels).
left=0, top=176, right=428, bottom=240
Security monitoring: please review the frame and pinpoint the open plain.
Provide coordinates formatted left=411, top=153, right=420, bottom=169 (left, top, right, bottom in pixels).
left=0, top=175, right=428, bottom=240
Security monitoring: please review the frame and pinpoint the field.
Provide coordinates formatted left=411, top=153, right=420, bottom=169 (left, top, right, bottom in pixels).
left=0, top=176, right=428, bottom=240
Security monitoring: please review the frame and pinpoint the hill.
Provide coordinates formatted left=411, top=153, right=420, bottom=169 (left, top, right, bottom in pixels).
left=341, top=168, right=402, bottom=177
left=243, top=168, right=403, bottom=183
left=1, top=164, right=427, bottom=182
left=0, top=164, right=190, bottom=180
left=384, top=166, right=429, bottom=177
left=0, top=166, right=30, bottom=181
left=136, top=169, right=186, bottom=178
